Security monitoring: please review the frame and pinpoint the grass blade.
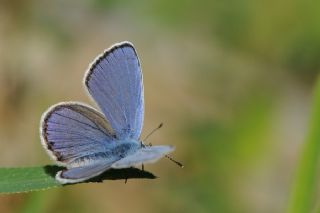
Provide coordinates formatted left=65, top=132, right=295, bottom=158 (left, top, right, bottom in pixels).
left=0, top=165, right=156, bottom=194
left=288, top=76, right=320, bottom=213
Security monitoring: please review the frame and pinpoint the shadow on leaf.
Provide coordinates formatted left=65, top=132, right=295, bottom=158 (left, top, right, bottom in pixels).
left=43, top=165, right=156, bottom=184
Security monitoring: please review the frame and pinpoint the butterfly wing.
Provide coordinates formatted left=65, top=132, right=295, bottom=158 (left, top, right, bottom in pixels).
left=40, top=102, right=118, bottom=167
left=56, top=162, right=114, bottom=184
left=111, top=145, right=175, bottom=169
left=84, top=42, right=144, bottom=140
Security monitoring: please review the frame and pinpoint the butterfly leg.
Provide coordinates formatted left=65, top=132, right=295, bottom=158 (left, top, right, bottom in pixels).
left=141, top=143, right=151, bottom=172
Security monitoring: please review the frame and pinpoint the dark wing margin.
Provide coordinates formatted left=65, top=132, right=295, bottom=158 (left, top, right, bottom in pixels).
left=84, top=41, right=144, bottom=140
left=40, top=102, right=116, bottom=166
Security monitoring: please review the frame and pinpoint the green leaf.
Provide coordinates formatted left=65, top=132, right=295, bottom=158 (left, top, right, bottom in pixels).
left=0, top=165, right=156, bottom=194
left=287, top=76, right=320, bottom=213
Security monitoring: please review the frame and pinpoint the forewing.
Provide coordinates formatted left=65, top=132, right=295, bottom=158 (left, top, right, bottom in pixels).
left=84, top=42, right=144, bottom=140
left=111, top=145, right=174, bottom=169
left=56, top=162, right=113, bottom=184
left=40, top=102, right=116, bottom=166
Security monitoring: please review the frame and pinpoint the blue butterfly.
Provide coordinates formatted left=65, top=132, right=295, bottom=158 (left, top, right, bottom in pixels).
left=40, top=42, right=175, bottom=184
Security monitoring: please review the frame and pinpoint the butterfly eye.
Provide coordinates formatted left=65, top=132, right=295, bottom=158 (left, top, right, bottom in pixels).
left=140, top=141, right=146, bottom=148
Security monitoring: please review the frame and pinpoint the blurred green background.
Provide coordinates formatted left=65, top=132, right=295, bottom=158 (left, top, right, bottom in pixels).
left=0, top=0, right=319, bottom=212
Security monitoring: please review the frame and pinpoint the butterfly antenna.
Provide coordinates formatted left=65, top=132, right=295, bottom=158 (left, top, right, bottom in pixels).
left=165, top=155, right=184, bottom=168
left=142, top=123, right=184, bottom=168
left=142, top=123, right=163, bottom=142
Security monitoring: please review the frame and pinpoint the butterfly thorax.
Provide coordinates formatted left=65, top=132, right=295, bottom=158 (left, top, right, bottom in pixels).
left=111, top=139, right=141, bottom=158
left=68, top=140, right=140, bottom=167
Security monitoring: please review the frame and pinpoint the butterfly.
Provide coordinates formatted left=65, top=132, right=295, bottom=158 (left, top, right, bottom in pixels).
left=40, top=41, right=175, bottom=184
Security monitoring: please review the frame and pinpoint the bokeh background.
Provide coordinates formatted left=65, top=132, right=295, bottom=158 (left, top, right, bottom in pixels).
left=0, top=0, right=319, bottom=212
